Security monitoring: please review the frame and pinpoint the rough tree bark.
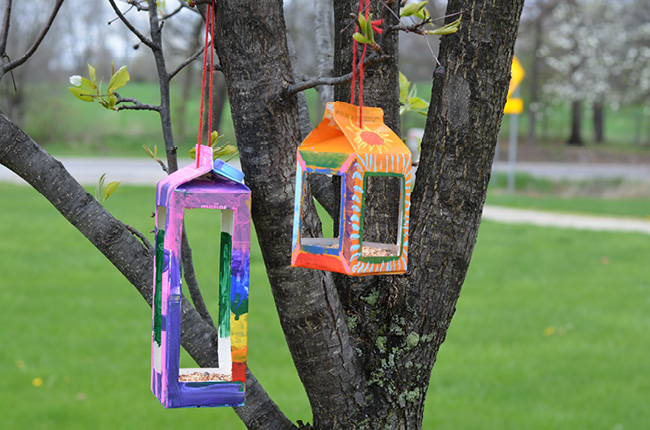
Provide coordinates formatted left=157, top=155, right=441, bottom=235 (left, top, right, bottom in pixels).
left=0, top=0, right=524, bottom=428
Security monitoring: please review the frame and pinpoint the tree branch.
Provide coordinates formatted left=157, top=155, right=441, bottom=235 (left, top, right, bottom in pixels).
left=168, top=44, right=207, bottom=81
left=124, top=223, right=154, bottom=253
left=161, top=3, right=186, bottom=20
left=314, top=0, right=335, bottom=104
left=0, top=0, right=64, bottom=80
left=116, top=95, right=161, bottom=112
left=108, top=0, right=157, bottom=51
left=285, top=54, right=391, bottom=97
left=0, top=0, right=12, bottom=57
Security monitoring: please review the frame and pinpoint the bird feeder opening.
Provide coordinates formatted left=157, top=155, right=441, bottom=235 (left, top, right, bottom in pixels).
left=359, top=174, right=403, bottom=259
left=299, top=172, right=343, bottom=254
left=176, top=208, right=235, bottom=383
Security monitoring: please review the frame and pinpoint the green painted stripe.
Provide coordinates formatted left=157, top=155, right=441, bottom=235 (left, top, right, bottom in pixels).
left=218, top=232, right=232, bottom=339
left=300, top=150, right=349, bottom=169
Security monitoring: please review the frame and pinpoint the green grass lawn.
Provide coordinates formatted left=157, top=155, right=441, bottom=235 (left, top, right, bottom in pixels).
left=1, top=183, right=649, bottom=429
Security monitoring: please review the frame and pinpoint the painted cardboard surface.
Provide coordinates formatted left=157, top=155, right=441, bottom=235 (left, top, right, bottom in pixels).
left=292, top=102, right=412, bottom=276
left=151, top=145, right=250, bottom=408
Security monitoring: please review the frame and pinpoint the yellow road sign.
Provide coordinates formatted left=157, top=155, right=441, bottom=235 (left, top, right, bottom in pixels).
left=504, top=55, right=525, bottom=114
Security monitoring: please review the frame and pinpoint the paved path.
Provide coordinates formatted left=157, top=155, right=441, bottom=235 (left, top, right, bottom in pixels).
left=2, top=158, right=649, bottom=235
left=493, top=162, right=650, bottom=181
left=482, top=206, right=650, bottom=235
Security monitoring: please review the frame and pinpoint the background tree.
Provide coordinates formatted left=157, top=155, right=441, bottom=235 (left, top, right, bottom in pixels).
left=540, top=0, right=650, bottom=145
left=0, top=0, right=524, bottom=428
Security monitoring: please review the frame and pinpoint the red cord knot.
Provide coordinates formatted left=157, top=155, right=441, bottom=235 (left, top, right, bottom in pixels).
left=371, top=19, right=384, bottom=34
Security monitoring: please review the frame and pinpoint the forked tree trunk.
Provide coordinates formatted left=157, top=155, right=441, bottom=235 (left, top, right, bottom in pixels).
left=214, top=0, right=523, bottom=428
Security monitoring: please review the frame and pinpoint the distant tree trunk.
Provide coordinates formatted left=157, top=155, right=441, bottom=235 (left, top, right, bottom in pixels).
left=527, top=15, right=542, bottom=146
left=593, top=100, right=604, bottom=143
left=567, top=99, right=583, bottom=146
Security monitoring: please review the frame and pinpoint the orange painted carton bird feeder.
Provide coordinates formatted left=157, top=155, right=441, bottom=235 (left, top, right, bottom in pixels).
left=292, top=101, right=412, bottom=276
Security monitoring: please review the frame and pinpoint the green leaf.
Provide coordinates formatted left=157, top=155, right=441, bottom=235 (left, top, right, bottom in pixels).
left=210, top=131, right=225, bottom=147
left=108, top=94, right=118, bottom=110
left=399, top=72, right=410, bottom=103
left=103, top=181, right=121, bottom=201
left=69, top=87, right=94, bottom=102
left=358, top=14, right=367, bottom=32
left=79, top=76, right=96, bottom=93
left=408, top=84, right=418, bottom=99
left=408, top=96, right=429, bottom=109
left=213, top=144, right=238, bottom=160
left=143, top=144, right=158, bottom=160
left=364, top=13, right=374, bottom=40
left=425, top=17, right=461, bottom=36
left=95, top=173, right=106, bottom=201
left=401, top=1, right=428, bottom=17
left=108, top=66, right=130, bottom=92
left=415, top=7, right=429, bottom=21
left=353, top=33, right=372, bottom=44
left=88, top=64, right=97, bottom=85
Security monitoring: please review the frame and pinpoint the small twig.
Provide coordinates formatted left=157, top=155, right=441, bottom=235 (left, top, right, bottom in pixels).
left=424, top=34, right=440, bottom=67
left=162, top=4, right=185, bottom=20
left=169, top=44, right=206, bottom=80
left=124, top=223, right=154, bottom=253
left=389, top=19, right=429, bottom=35
left=430, top=9, right=467, bottom=23
left=340, top=3, right=373, bottom=34
left=378, top=0, right=401, bottom=22
left=116, top=95, right=162, bottom=112
left=108, top=4, right=134, bottom=25
left=108, top=0, right=157, bottom=51
left=154, top=158, right=169, bottom=174
left=286, top=54, right=391, bottom=97
left=388, top=9, right=466, bottom=34
left=126, top=0, right=149, bottom=11
left=0, top=0, right=64, bottom=80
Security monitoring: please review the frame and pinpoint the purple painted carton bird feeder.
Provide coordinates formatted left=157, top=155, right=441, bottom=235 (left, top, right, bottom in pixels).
left=151, top=144, right=250, bottom=408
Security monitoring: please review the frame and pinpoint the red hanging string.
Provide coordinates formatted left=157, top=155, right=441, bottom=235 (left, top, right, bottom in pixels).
left=207, top=4, right=215, bottom=145
left=350, top=0, right=370, bottom=128
left=196, top=2, right=216, bottom=167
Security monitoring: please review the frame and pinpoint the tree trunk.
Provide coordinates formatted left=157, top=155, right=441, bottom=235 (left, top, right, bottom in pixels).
left=567, top=99, right=583, bottom=146
left=593, top=100, right=604, bottom=143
